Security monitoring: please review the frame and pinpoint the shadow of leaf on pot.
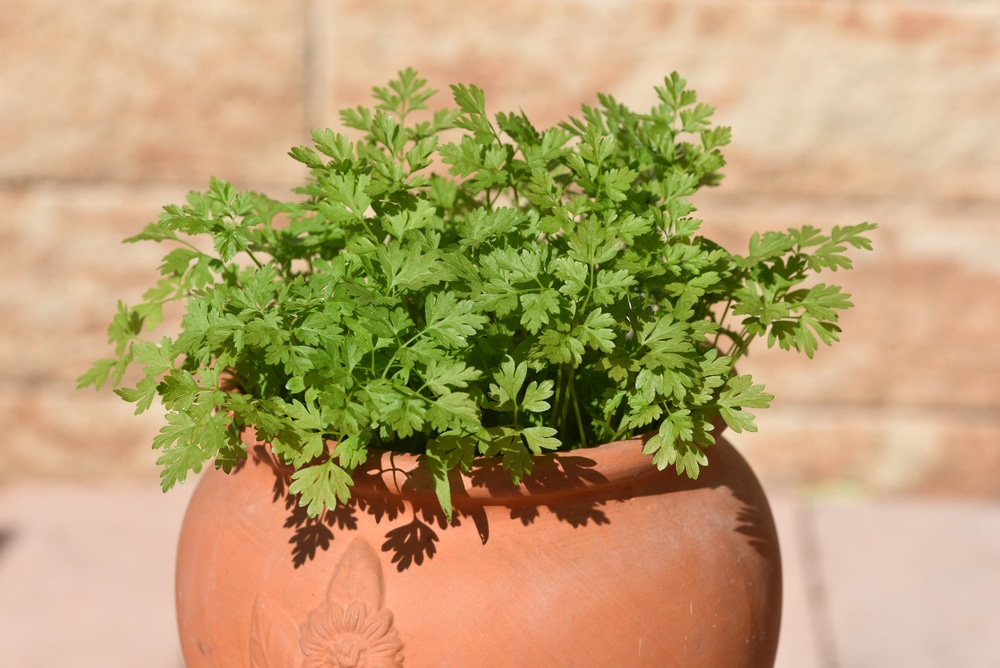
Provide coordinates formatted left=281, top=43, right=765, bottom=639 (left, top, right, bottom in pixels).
left=240, top=434, right=779, bottom=572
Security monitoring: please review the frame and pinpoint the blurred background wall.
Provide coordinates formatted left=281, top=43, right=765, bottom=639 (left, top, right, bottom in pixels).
left=2, top=0, right=998, bottom=498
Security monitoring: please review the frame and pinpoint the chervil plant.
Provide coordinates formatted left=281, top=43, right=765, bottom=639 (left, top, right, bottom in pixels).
left=79, top=69, right=874, bottom=520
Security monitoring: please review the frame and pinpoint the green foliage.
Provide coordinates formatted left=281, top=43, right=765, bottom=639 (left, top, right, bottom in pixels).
left=79, top=68, right=875, bottom=520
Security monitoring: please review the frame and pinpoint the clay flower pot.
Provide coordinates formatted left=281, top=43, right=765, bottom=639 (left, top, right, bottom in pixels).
left=176, top=430, right=782, bottom=667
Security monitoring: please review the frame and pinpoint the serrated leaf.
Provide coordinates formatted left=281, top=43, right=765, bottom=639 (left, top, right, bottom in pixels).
left=427, top=392, right=480, bottom=432
left=278, top=398, right=328, bottom=465
left=487, top=427, right=533, bottom=484
left=159, top=370, right=202, bottom=411
left=521, top=426, right=560, bottom=454
left=458, top=207, right=521, bottom=247
left=158, top=248, right=201, bottom=277
left=153, top=411, right=226, bottom=491
left=641, top=411, right=706, bottom=478
left=535, top=329, right=585, bottom=366
left=289, top=459, right=354, bottom=518
left=423, top=291, right=486, bottom=348
left=746, top=230, right=796, bottom=263
left=489, top=357, right=527, bottom=410
left=311, top=128, right=355, bottom=161
left=680, top=102, right=715, bottom=133
left=379, top=241, right=444, bottom=292
left=450, top=82, right=487, bottom=116
left=423, top=359, right=482, bottom=396
left=575, top=309, right=617, bottom=353
left=592, top=268, right=636, bottom=305
left=553, top=257, right=589, bottom=298
left=701, top=125, right=732, bottom=151
left=520, top=288, right=561, bottom=334
left=76, top=358, right=116, bottom=391
left=289, top=145, right=325, bottom=169
left=717, top=375, right=773, bottom=433
left=423, top=446, right=455, bottom=523
left=520, top=380, right=554, bottom=413
left=115, top=375, right=160, bottom=414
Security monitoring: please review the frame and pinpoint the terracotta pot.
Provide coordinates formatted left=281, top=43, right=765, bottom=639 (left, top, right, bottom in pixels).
left=176, top=431, right=782, bottom=667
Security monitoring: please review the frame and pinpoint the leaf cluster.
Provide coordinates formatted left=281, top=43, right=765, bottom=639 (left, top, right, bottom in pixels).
left=79, top=68, right=875, bottom=520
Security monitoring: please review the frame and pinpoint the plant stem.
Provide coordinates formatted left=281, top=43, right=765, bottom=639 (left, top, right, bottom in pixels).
left=725, top=326, right=751, bottom=363
left=712, top=297, right=733, bottom=349
left=558, top=363, right=575, bottom=438
left=552, top=364, right=565, bottom=428
left=568, top=367, right=588, bottom=448
left=245, top=248, right=265, bottom=270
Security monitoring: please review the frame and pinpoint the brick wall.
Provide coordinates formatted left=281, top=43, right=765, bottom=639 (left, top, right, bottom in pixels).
left=3, top=0, right=997, bottom=496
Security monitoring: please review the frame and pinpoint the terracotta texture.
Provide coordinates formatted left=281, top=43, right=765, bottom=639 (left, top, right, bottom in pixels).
left=176, top=434, right=782, bottom=666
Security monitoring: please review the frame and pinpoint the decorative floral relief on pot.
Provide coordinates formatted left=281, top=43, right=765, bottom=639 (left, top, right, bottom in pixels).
left=249, top=538, right=404, bottom=667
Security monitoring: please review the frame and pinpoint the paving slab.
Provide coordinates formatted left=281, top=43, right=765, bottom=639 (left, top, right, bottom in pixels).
left=771, top=495, right=824, bottom=668
left=2, top=479, right=996, bottom=667
left=0, top=481, right=193, bottom=668
left=811, top=497, right=1000, bottom=668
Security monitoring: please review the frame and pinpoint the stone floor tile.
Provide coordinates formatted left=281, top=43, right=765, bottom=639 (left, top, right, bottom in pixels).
left=770, top=494, right=824, bottom=668
left=0, top=481, right=194, bottom=668
left=811, top=498, right=1000, bottom=668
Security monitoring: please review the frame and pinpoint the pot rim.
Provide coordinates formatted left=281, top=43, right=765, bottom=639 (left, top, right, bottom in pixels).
left=243, top=419, right=731, bottom=509
left=351, top=429, right=732, bottom=508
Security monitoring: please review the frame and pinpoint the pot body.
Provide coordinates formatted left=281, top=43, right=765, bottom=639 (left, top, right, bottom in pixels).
left=176, top=434, right=781, bottom=667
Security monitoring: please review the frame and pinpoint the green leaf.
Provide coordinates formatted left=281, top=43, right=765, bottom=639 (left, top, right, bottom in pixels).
left=701, top=125, right=732, bottom=151
left=641, top=410, right=707, bottom=478
left=575, top=309, right=617, bottom=353
left=311, top=128, right=356, bottom=161
left=680, top=102, right=716, bottom=133
left=520, top=288, right=561, bottom=334
left=428, top=431, right=479, bottom=472
left=423, top=359, right=482, bottom=396
left=424, top=292, right=486, bottom=348
left=423, top=446, right=454, bottom=523
left=521, top=426, right=560, bottom=454
left=458, top=207, right=521, bottom=247
left=746, top=231, right=796, bottom=263
left=159, top=370, right=202, bottom=411
left=553, top=258, right=589, bottom=298
left=535, top=329, right=585, bottom=366
left=427, top=392, right=480, bottom=432
left=115, top=375, right=160, bottom=414
left=289, top=459, right=354, bottom=518
left=289, top=145, right=325, bottom=169
left=656, top=71, right=697, bottom=114
left=592, top=269, right=636, bottom=306
left=367, top=381, right=426, bottom=439
left=450, top=82, right=487, bottom=116
left=106, top=302, right=144, bottom=355
left=521, top=380, right=554, bottom=413
left=332, top=434, right=371, bottom=470
left=489, top=357, right=527, bottom=411
left=153, top=411, right=228, bottom=491
left=486, top=427, right=534, bottom=484
left=717, top=375, right=773, bottom=433
left=76, top=359, right=116, bottom=391
left=278, top=398, right=328, bottom=466
left=379, top=241, right=444, bottom=292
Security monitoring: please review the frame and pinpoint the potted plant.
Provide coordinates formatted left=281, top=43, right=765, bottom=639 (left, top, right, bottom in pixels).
left=80, top=68, right=874, bottom=666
